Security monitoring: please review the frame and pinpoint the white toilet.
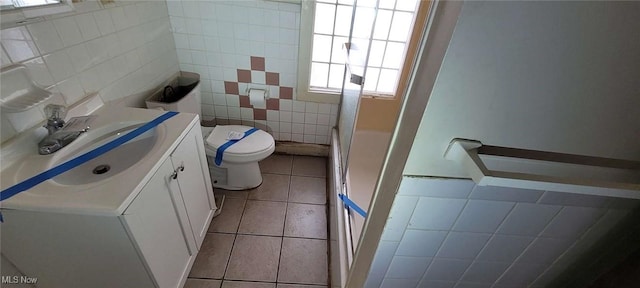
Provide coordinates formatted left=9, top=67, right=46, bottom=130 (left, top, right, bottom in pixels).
left=146, top=79, right=274, bottom=190
left=202, top=125, right=274, bottom=190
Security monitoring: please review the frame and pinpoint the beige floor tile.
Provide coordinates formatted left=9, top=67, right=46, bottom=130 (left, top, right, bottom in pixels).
left=284, top=203, right=327, bottom=239
left=185, top=279, right=222, bottom=288
left=276, top=284, right=327, bottom=288
left=226, top=235, right=282, bottom=282
left=222, top=281, right=276, bottom=288
left=278, top=238, right=328, bottom=285
left=209, top=198, right=246, bottom=233
left=260, top=154, right=293, bottom=175
left=238, top=200, right=287, bottom=236
left=289, top=176, right=327, bottom=205
left=248, top=174, right=290, bottom=202
left=190, top=233, right=235, bottom=279
left=292, top=156, right=327, bottom=178
left=215, top=188, right=249, bottom=199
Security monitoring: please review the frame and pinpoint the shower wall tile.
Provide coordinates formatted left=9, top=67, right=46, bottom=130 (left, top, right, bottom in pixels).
left=1, top=1, right=178, bottom=143
left=167, top=0, right=336, bottom=145
left=365, top=176, right=637, bottom=287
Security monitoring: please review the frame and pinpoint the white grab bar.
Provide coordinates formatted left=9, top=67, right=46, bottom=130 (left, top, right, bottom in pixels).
left=444, top=139, right=640, bottom=199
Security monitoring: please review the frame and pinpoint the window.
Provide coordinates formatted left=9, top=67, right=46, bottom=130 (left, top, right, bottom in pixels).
left=299, top=0, right=420, bottom=101
left=309, top=0, right=353, bottom=91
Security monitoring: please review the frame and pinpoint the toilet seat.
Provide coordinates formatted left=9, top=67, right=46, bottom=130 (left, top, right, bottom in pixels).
left=201, top=125, right=275, bottom=164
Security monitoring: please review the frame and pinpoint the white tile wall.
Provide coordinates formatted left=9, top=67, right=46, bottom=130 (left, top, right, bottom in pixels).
left=408, top=198, right=466, bottom=230
left=436, top=232, right=491, bottom=260
left=460, top=261, right=510, bottom=284
left=452, top=200, right=515, bottom=233
left=1, top=0, right=179, bottom=143
left=166, top=0, right=337, bottom=145
left=365, top=176, right=640, bottom=287
left=476, top=235, right=533, bottom=263
left=496, top=203, right=561, bottom=236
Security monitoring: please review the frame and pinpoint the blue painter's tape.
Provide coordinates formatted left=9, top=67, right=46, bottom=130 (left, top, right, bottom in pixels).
left=339, top=193, right=367, bottom=218
left=214, top=127, right=259, bottom=166
left=0, top=111, right=179, bottom=202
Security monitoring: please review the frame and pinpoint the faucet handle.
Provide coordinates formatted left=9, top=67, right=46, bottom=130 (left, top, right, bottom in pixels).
left=44, top=104, right=67, bottom=121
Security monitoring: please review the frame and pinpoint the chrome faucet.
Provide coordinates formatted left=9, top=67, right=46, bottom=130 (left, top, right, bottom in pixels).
left=38, top=104, right=88, bottom=155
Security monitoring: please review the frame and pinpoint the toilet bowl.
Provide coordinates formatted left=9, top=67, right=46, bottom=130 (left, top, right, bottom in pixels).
left=145, top=74, right=274, bottom=190
left=201, top=125, right=275, bottom=190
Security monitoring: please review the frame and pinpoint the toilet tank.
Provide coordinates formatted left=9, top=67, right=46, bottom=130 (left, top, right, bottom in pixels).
left=146, top=71, right=201, bottom=118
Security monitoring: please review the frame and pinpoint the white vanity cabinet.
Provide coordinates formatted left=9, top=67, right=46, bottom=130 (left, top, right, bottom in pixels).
left=0, top=121, right=216, bottom=288
left=122, top=158, right=192, bottom=288
left=167, top=126, right=216, bottom=252
left=122, top=125, right=216, bottom=288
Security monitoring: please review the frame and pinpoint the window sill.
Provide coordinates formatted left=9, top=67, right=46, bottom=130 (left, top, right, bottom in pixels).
left=297, top=89, right=341, bottom=104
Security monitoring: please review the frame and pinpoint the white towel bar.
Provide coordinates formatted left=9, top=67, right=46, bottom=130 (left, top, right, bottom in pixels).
left=444, top=139, right=640, bottom=199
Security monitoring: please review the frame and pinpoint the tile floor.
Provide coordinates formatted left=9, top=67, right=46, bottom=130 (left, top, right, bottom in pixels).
left=185, top=155, right=329, bottom=288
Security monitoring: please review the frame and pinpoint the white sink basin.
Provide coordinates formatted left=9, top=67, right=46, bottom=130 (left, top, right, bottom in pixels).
left=0, top=104, right=199, bottom=216
left=50, top=123, right=159, bottom=185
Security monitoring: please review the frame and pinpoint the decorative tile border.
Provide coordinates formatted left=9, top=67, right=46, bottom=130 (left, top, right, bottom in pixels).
left=224, top=56, right=296, bottom=117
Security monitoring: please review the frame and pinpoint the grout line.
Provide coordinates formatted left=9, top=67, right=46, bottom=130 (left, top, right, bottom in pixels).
left=221, top=196, right=249, bottom=281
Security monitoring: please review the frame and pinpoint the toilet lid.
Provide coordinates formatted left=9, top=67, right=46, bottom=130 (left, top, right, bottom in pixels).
left=205, top=125, right=274, bottom=155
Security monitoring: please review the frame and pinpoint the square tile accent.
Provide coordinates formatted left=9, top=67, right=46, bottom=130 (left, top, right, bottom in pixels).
left=279, top=87, right=293, bottom=99
left=259, top=154, right=293, bottom=175
left=284, top=203, right=327, bottom=239
left=225, top=81, right=239, bottom=94
left=237, top=69, right=251, bottom=83
left=292, top=156, right=326, bottom=177
left=251, top=56, right=265, bottom=71
left=289, top=176, right=327, bottom=205
left=239, top=96, right=252, bottom=108
left=251, top=71, right=266, bottom=84
left=226, top=235, right=282, bottom=282
left=238, top=200, right=287, bottom=236
left=266, top=98, right=280, bottom=110
left=189, top=233, right=235, bottom=279
left=185, top=279, right=222, bottom=288
left=254, top=109, right=267, bottom=120
left=247, top=173, right=290, bottom=202
left=208, top=198, right=246, bottom=233
left=278, top=238, right=328, bottom=285
left=266, top=72, right=279, bottom=85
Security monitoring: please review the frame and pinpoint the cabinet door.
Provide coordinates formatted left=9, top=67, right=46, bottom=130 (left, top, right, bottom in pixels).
left=170, top=127, right=215, bottom=251
left=122, top=159, right=191, bottom=288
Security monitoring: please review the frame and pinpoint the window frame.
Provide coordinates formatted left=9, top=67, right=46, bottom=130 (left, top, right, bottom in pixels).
left=297, top=0, right=423, bottom=103
left=297, top=0, right=342, bottom=104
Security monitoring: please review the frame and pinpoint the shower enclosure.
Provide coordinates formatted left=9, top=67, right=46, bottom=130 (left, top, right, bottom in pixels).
left=325, top=0, right=429, bottom=286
